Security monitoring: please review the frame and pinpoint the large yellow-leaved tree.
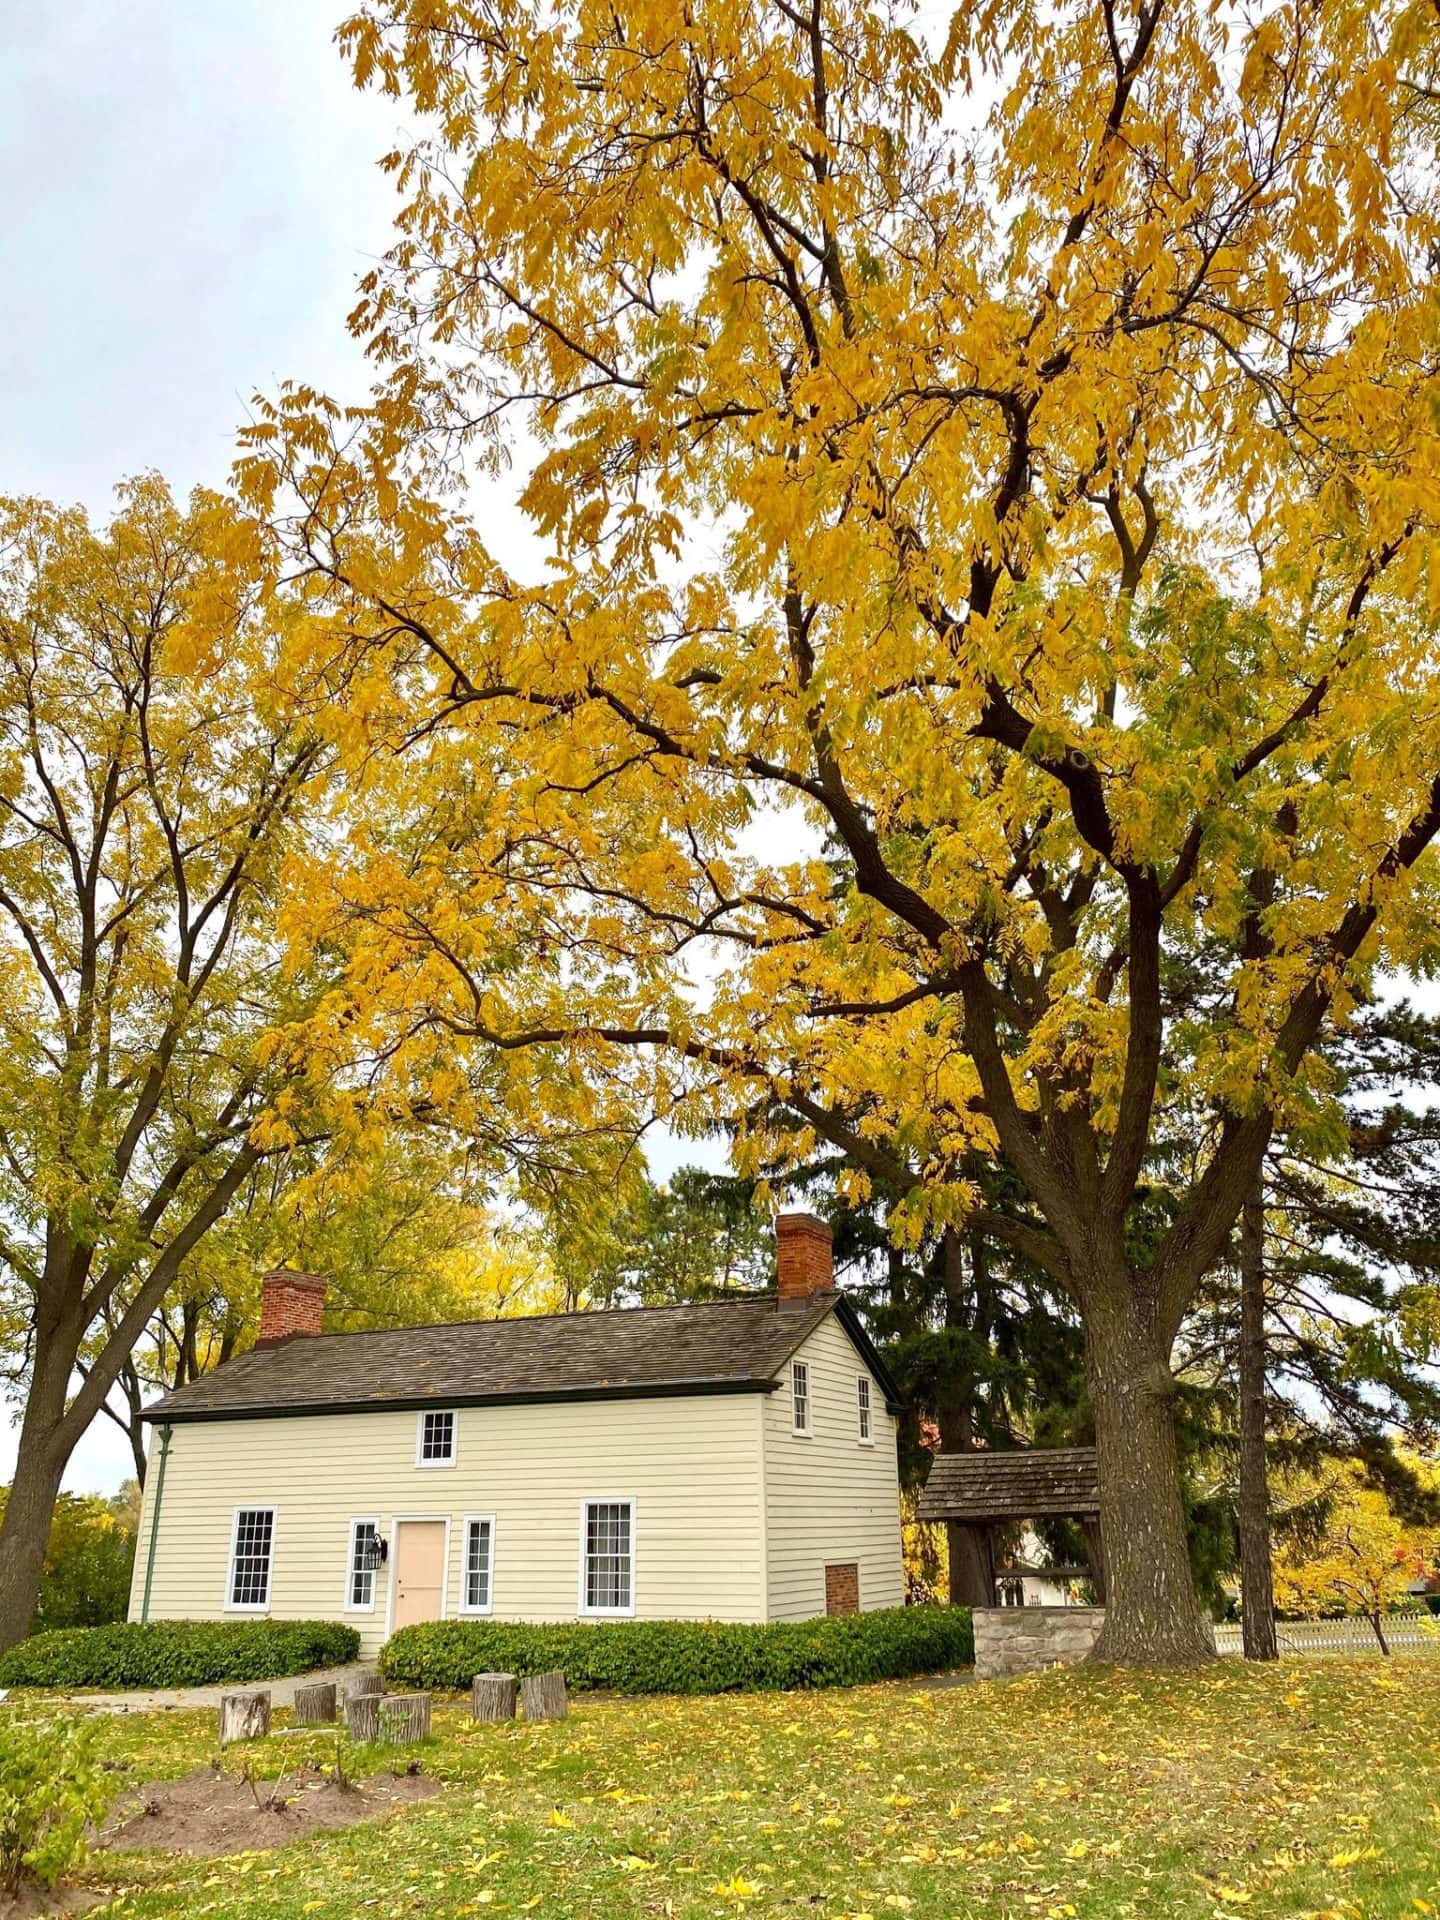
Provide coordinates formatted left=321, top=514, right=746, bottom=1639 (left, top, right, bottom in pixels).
left=0, top=482, right=350, bottom=1648
left=245, top=0, right=1440, bottom=1663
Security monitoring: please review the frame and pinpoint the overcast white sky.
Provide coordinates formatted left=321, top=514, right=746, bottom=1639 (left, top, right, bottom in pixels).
left=0, top=0, right=729, bottom=1491
left=0, top=1, right=560, bottom=1492
left=0, top=0, right=405, bottom=514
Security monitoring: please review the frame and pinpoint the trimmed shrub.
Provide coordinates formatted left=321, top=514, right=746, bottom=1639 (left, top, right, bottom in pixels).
left=0, top=1713, right=112, bottom=1897
left=0, top=1618, right=360, bottom=1691
left=381, top=1605, right=973, bottom=1696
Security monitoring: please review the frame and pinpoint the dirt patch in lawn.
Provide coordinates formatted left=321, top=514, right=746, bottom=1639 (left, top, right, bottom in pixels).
left=96, top=1761, right=439, bottom=1858
left=0, top=1878, right=98, bottom=1920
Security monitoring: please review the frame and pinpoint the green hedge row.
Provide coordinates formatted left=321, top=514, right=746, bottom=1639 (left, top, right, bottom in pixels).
left=0, top=1619, right=360, bottom=1691
left=381, top=1605, right=973, bottom=1695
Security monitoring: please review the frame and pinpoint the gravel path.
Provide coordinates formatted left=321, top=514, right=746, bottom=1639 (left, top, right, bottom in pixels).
left=51, top=1662, right=372, bottom=1714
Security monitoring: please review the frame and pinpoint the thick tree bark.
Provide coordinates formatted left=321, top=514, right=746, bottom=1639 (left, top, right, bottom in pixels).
left=219, top=1691, right=272, bottom=1745
left=471, top=1672, right=518, bottom=1722
left=521, top=1671, right=568, bottom=1721
left=378, top=1692, right=433, bottom=1743
left=936, top=1229, right=995, bottom=1607
left=1080, top=1517, right=1107, bottom=1603
left=0, top=1146, right=260, bottom=1653
left=947, top=1523, right=996, bottom=1608
left=0, top=1305, right=78, bottom=1651
left=1238, top=1184, right=1278, bottom=1661
left=1084, top=1287, right=1214, bottom=1666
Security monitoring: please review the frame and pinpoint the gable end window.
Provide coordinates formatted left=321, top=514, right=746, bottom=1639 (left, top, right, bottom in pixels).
left=857, top=1375, right=873, bottom=1443
left=417, top=1408, right=457, bottom=1467
left=461, top=1515, right=495, bottom=1614
left=791, top=1360, right=811, bottom=1435
left=346, top=1519, right=381, bottom=1611
left=228, top=1507, right=274, bottom=1611
left=580, top=1498, right=634, bottom=1615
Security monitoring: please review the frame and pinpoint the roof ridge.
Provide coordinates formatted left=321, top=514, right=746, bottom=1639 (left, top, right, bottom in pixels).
left=140, top=1290, right=862, bottom=1425
left=249, top=1288, right=787, bottom=1350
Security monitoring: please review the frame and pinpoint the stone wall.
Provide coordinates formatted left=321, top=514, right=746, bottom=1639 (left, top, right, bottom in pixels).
left=972, top=1606, right=1105, bottom=1680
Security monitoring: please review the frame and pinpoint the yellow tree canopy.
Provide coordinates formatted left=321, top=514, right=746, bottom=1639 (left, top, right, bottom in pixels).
left=247, top=0, right=1440, bottom=1291
left=238, top=0, right=1440, bottom=1660
left=1273, top=1463, right=1440, bottom=1647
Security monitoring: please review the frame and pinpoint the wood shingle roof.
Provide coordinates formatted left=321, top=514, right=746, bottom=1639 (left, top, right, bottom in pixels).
left=143, top=1293, right=902, bottom=1424
left=917, top=1446, right=1100, bottom=1521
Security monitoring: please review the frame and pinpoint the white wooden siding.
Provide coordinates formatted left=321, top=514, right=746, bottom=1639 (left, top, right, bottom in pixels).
left=761, top=1313, right=905, bottom=1620
left=129, top=1390, right=768, bottom=1657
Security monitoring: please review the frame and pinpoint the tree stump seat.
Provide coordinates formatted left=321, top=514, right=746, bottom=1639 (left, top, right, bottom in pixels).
left=471, top=1672, right=518, bottom=1722
left=344, top=1692, right=383, bottom=1742
left=378, top=1692, right=432, bottom=1743
left=521, top=1670, right=567, bottom=1721
left=293, top=1681, right=337, bottom=1725
left=219, top=1690, right=271, bottom=1745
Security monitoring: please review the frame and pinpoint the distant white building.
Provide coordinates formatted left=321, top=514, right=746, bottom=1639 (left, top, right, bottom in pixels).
left=994, top=1532, right=1093, bottom=1607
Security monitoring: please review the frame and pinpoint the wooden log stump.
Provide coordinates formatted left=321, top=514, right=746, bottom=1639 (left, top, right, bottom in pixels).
left=521, top=1671, right=567, bottom=1722
left=471, top=1672, right=518, bottom=1723
left=377, top=1692, right=432, bottom=1744
left=293, top=1681, right=337, bottom=1725
left=344, top=1692, right=382, bottom=1742
left=344, top=1668, right=385, bottom=1704
left=219, top=1690, right=271, bottom=1745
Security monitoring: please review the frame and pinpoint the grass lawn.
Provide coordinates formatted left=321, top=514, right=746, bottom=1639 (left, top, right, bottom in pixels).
left=52, top=1657, right=1440, bottom=1919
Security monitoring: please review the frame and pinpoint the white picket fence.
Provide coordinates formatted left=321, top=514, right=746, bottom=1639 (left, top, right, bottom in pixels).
left=1212, top=1618, right=1440, bottom=1657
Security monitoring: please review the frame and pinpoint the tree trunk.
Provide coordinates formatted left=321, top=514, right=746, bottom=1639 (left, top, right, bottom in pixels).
left=0, top=1322, right=75, bottom=1651
left=1080, top=1517, right=1107, bottom=1603
left=1238, top=1184, right=1278, bottom=1661
left=0, top=1150, right=259, bottom=1655
left=1084, top=1290, right=1214, bottom=1667
left=1369, top=1611, right=1390, bottom=1657
left=936, top=1234, right=989, bottom=1609
left=946, top=1523, right=996, bottom=1608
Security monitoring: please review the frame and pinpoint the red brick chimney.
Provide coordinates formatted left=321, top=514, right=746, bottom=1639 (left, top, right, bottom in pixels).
left=256, top=1270, right=327, bottom=1347
left=776, top=1212, right=834, bottom=1306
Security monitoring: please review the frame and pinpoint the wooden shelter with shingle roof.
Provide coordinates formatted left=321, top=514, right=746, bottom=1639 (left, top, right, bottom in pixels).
left=918, top=1446, right=1106, bottom=1608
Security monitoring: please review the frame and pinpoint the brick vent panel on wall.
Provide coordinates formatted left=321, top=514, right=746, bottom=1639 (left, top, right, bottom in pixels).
left=825, top=1562, right=860, bottom=1616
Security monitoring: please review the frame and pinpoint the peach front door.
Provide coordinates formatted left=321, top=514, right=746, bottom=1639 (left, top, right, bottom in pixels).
left=393, top=1521, right=447, bottom=1628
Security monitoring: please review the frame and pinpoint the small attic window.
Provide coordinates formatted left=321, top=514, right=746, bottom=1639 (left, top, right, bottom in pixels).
left=791, top=1360, right=811, bottom=1435
left=417, top=1408, right=456, bottom=1467
left=857, top=1375, right=873, bottom=1443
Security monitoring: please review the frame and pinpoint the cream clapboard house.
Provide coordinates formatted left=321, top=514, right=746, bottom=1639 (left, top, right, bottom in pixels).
left=128, top=1214, right=905, bottom=1655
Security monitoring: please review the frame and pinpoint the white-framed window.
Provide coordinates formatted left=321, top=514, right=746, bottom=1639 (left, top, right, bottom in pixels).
left=416, top=1408, right=457, bottom=1467
left=227, top=1507, right=274, bottom=1611
left=791, top=1360, right=811, bottom=1435
left=579, top=1498, right=635, bottom=1616
left=460, top=1514, right=495, bottom=1614
left=346, top=1517, right=381, bottom=1611
left=857, top=1375, right=873, bottom=1443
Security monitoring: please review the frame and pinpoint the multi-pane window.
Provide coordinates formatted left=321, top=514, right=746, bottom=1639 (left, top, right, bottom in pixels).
left=582, top=1500, right=634, bottom=1614
left=791, top=1360, right=810, bottom=1434
left=857, top=1375, right=872, bottom=1442
left=462, top=1517, right=494, bottom=1613
left=229, top=1508, right=274, bottom=1610
left=348, top=1520, right=380, bottom=1610
left=417, top=1408, right=456, bottom=1465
